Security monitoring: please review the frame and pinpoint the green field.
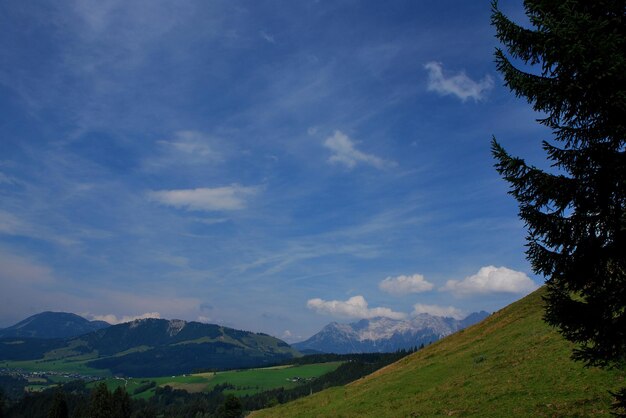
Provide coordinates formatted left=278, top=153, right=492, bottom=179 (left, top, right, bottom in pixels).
left=251, top=288, right=625, bottom=417
left=88, top=362, right=343, bottom=398
left=1, top=356, right=110, bottom=377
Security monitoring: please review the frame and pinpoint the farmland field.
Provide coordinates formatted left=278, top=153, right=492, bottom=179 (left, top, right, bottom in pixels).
left=1, top=357, right=111, bottom=377
left=88, top=361, right=343, bottom=398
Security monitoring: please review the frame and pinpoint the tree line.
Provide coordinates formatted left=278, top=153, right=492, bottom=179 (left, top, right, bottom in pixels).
left=0, top=349, right=416, bottom=417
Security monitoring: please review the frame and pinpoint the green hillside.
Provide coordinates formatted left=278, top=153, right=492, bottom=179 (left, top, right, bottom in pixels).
left=0, top=319, right=300, bottom=377
left=251, top=288, right=624, bottom=417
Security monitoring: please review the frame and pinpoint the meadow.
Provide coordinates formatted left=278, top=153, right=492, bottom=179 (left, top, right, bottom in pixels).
left=251, top=288, right=625, bottom=417
left=86, top=361, right=343, bottom=398
left=1, top=356, right=110, bottom=377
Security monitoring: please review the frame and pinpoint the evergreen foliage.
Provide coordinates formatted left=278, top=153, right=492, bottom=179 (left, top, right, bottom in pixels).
left=112, top=387, right=132, bottom=418
left=47, top=392, right=68, bottom=418
left=217, top=394, right=243, bottom=418
left=88, top=383, right=114, bottom=418
left=490, top=0, right=626, bottom=373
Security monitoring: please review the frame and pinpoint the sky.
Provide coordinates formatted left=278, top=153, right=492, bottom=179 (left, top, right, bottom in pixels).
left=0, top=0, right=550, bottom=342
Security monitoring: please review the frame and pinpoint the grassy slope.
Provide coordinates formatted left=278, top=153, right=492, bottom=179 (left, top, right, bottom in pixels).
left=251, top=288, right=624, bottom=417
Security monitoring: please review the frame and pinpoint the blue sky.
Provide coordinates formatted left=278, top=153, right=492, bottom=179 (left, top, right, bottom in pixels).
left=0, top=0, right=548, bottom=341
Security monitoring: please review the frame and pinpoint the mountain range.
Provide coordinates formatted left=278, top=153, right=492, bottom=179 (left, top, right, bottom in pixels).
left=0, top=314, right=298, bottom=377
left=0, top=311, right=110, bottom=339
left=293, top=311, right=489, bottom=354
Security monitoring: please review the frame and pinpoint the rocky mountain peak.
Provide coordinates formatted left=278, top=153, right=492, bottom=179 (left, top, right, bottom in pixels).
left=293, top=311, right=490, bottom=354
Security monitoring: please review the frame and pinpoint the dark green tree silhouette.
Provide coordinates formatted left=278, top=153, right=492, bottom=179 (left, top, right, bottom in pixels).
left=48, top=391, right=69, bottom=418
left=217, top=394, right=243, bottom=418
left=88, top=383, right=114, bottom=418
left=112, top=386, right=132, bottom=418
left=0, top=389, right=5, bottom=418
left=491, top=0, right=625, bottom=412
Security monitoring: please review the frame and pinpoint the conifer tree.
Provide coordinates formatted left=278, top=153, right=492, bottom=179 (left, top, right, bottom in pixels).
left=88, top=383, right=114, bottom=418
left=0, top=389, right=5, bottom=418
left=112, top=387, right=131, bottom=418
left=490, top=0, right=625, bottom=405
left=48, top=392, right=69, bottom=418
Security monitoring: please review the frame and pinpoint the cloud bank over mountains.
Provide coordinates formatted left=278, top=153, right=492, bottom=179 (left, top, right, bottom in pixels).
left=88, top=312, right=161, bottom=325
left=308, top=266, right=536, bottom=322
left=307, top=296, right=406, bottom=320
left=412, top=303, right=464, bottom=320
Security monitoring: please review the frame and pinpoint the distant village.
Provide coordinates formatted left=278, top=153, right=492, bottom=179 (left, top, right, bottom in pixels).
left=1, top=367, right=101, bottom=382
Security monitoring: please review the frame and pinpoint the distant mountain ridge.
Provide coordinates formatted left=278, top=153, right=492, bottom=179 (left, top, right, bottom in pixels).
left=0, top=311, right=110, bottom=339
left=0, top=316, right=299, bottom=377
left=293, top=311, right=489, bottom=354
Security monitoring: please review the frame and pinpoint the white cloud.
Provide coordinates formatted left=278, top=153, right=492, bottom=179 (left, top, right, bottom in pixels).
left=306, top=295, right=406, bottom=320
left=442, top=266, right=538, bottom=296
left=424, top=62, right=493, bottom=102
left=280, top=329, right=303, bottom=343
left=148, top=185, right=259, bottom=211
left=379, top=273, right=434, bottom=295
left=323, top=131, right=396, bottom=170
left=196, top=315, right=212, bottom=324
left=412, top=303, right=464, bottom=320
left=89, top=312, right=161, bottom=325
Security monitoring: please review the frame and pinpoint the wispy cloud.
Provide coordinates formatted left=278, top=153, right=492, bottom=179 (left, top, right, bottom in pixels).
left=0, top=172, right=18, bottom=185
left=145, top=131, right=222, bottom=169
left=307, top=295, right=406, bottom=320
left=162, top=136, right=214, bottom=157
left=441, top=266, right=538, bottom=296
left=424, top=62, right=493, bottom=102
left=148, top=185, right=260, bottom=211
left=379, top=274, right=434, bottom=295
left=260, top=30, right=275, bottom=44
left=324, top=131, right=396, bottom=170
left=0, top=210, right=79, bottom=247
left=412, top=303, right=464, bottom=319
left=0, top=251, right=57, bottom=285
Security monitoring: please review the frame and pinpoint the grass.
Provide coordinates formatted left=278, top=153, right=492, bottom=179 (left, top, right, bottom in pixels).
left=2, top=357, right=110, bottom=377
left=251, top=287, right=625, bottom=418
left=198, top=362, right=343, bottom=396
left=86, top=362, right=343, bottom=398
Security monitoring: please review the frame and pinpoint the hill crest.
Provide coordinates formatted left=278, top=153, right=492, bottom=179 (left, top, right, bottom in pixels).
left=0, top=311, right=110, bottom=339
